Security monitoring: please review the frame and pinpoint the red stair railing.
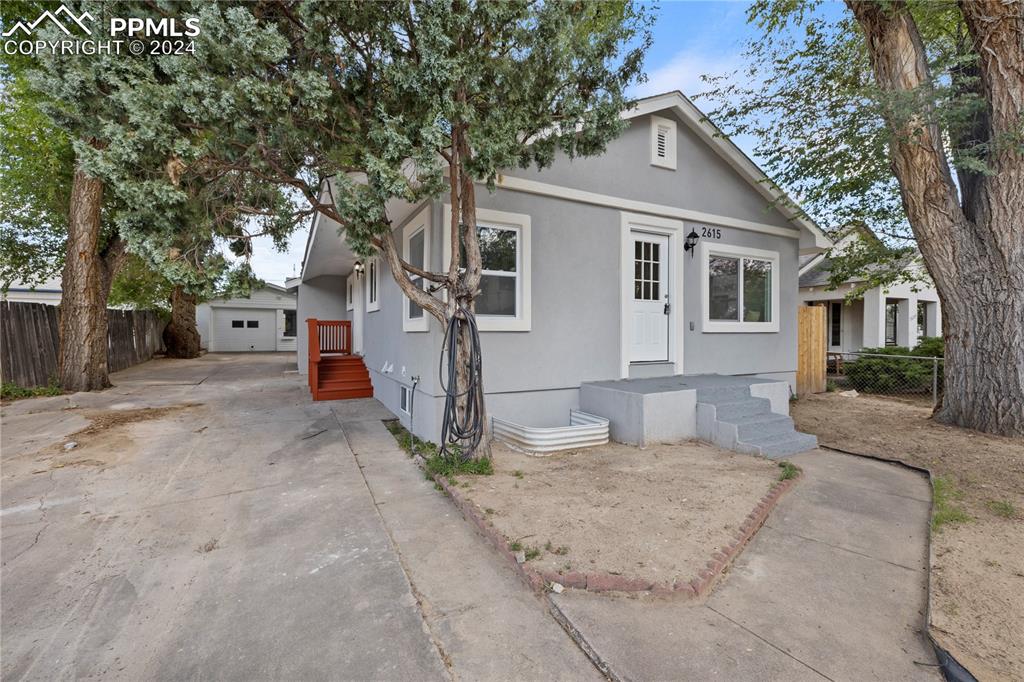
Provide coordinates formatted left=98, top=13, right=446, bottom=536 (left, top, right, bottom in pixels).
left=306, top=319, right=352, bottom=399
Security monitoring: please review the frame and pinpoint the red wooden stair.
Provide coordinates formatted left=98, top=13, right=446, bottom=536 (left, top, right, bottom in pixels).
left=314, top=355, right=373, bottom=400
left=306, top=319, right=373, bottom=401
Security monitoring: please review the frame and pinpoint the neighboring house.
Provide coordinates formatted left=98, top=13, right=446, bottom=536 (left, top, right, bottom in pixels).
left=799, top=226, right=942, bottom=353
left=196, top=284, right=297, bottom=352
left=2, top=277, right=62, bottom=305
left=296, top=91, right=831, bottom=446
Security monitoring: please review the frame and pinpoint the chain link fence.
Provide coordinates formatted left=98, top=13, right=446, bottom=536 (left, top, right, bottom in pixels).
left=827, top=351, right=944, bottom=407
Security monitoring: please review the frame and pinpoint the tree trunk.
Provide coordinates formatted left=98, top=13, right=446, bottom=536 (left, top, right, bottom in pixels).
left=163, top=286, right=201, bottom=358
left=452, top=125, right=491, bottom=458
left=59, top=166, right=112, bottom=392
left=848, top=0, right=1024, bottom=436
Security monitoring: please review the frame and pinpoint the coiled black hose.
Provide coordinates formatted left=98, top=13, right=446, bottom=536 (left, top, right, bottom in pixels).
left=438, top=304, right=485, bottom=460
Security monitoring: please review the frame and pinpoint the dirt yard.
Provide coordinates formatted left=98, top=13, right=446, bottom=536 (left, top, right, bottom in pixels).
left=454, top=440, right=780, bottom=589
left=793, top=393, right=1024, bottom=681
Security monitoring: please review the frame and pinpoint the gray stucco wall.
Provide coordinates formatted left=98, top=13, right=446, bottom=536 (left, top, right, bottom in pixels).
left=506, top=110, right=796, bottom=231
left=680, top=224, right=798, bottom=379
left=297, top=275, right=348, bottom=373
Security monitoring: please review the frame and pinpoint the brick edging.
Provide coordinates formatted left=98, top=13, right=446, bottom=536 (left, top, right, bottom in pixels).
left=417, top=452, right=801, bottom=599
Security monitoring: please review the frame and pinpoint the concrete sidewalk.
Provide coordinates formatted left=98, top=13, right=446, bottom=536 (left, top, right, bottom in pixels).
left=549, top=449, right=941, bottom=681
left=332, top=401, right=600, bottom=681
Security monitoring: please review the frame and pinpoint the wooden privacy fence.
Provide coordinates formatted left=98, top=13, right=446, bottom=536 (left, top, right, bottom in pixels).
left=1, top=301, right=166, bottom=388
left=797, top=305, right=827, bottom=396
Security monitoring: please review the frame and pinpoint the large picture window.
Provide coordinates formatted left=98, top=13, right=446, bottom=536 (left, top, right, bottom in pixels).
left=402, top=206, right=430, bottom=332
left=701, top=243, right=780, bottom=333
left=443, top=205, right=531, bottom=332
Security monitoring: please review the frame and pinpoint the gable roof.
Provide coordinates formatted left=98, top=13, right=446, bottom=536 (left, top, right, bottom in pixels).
left=798, top=223, right=925, bottom=288
left=623, top=92, right=831, bottom=253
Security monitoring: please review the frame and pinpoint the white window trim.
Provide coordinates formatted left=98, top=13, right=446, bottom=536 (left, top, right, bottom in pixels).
left=366, top=256, right=380, bottom=313
left=399, top=385, right=411, bottom=414
left=619, top=212, right=686, bottom=378
left=650, top=115, right=677, bottom=170
left=442, top=204, right=531, bottom=332
left=346, top=274, right=355, bottom=312
left=701, top=241, right=781, bottom=333
left=402, top=206, right=431, bottom=332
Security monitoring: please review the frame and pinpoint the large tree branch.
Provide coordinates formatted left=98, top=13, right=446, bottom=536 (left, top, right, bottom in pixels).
left=376, top=230, right=446, bottom=323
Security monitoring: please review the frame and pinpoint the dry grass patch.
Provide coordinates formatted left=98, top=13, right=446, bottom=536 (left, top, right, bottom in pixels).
left=792, top=393, right=1024, bottom=681
left=456, top=440, right=779, bottom=587
left=24, top=404, right=203, bottom=474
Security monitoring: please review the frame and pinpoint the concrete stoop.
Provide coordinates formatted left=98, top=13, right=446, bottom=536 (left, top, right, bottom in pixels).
left=695, top=385, right=817, bottom=458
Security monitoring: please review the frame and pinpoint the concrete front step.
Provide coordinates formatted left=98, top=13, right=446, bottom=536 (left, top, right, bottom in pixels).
left=696, top=385, right=817, bottom=457
left=738, top=431, right=819, bottom=459
left=733, top=413, right=796, bottom=440
left=710, top=397, right=772, bottom=421
left=694, top=386, right=755, bottom=403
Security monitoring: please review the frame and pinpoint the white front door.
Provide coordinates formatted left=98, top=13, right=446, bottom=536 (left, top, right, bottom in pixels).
left=630, top=232, right=670, bottom=362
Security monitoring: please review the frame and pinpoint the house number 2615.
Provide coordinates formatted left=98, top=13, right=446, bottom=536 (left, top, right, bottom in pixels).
left=701, top=226, right=722, bottom=239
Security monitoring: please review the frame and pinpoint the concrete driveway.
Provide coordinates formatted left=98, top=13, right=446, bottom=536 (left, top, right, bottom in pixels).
left=1, top=354, right=593, bottom=681
left=2, top=353, right=941, bottom=681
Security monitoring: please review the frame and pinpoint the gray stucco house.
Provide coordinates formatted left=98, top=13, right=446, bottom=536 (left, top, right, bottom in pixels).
left=295, top=92, right=830, bottom=454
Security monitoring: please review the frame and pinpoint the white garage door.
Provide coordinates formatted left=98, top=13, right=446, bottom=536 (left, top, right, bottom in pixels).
left=211, top=308, right=277, bottom=352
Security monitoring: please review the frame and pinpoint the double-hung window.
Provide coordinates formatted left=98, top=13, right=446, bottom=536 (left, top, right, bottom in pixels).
left=701, top=242, right=780, bottom=333
left=402, top=207, right=430, bottom=332
left=366, top=256, right=380, bottom=312
left=443, top=205, right=531, bottom=332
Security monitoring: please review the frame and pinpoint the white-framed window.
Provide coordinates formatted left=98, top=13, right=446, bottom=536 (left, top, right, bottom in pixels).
left=399, top=385, right=411, bottom=414
left=402, top=206, right=431, bottom=332
left=443, top=204, right=531, bottom=332
left=701, top=241, right=780, bottom=333
left=650, top=115, right=677, bottom=170
left=345, top=274, right=355, bottom=311
left=366, top=256, right=380, bottom=312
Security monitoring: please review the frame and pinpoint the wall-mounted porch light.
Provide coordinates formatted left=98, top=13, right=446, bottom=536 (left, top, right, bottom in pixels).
left=683, top=230, right=700, bottom=257
left=353, top=260, right=365, bottom=278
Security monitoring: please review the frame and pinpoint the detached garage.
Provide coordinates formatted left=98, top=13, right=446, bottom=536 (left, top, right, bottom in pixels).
left=196, top=284, right=298, bottom=353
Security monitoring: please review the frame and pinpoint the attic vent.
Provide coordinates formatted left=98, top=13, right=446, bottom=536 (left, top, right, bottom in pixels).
left=656, top=125, right=669, bottom=158
left=650, top=115, right=677, bottom=170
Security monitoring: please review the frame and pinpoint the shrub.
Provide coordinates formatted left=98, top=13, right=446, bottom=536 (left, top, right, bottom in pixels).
left=1, top=379, right=62, bottom=400
left=912, top=336, right=944, bottom=357
left=844, top=346, right=936, bottom=394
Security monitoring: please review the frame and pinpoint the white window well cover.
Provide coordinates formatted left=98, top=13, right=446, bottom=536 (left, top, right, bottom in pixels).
left=650, top=115, right=677, bottom=170
left=492, top=410, right=609, bottom=456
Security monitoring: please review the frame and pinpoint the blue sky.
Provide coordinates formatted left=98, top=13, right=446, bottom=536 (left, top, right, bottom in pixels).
left=246, top=1, right=816, bottom=285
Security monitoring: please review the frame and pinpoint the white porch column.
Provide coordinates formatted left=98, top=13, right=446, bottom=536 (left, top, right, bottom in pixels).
left=899, top=297, right=916, bottom=348
left=862, top=288, right=886, bottom=348
left=926, top=301, right=942, bottom=338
